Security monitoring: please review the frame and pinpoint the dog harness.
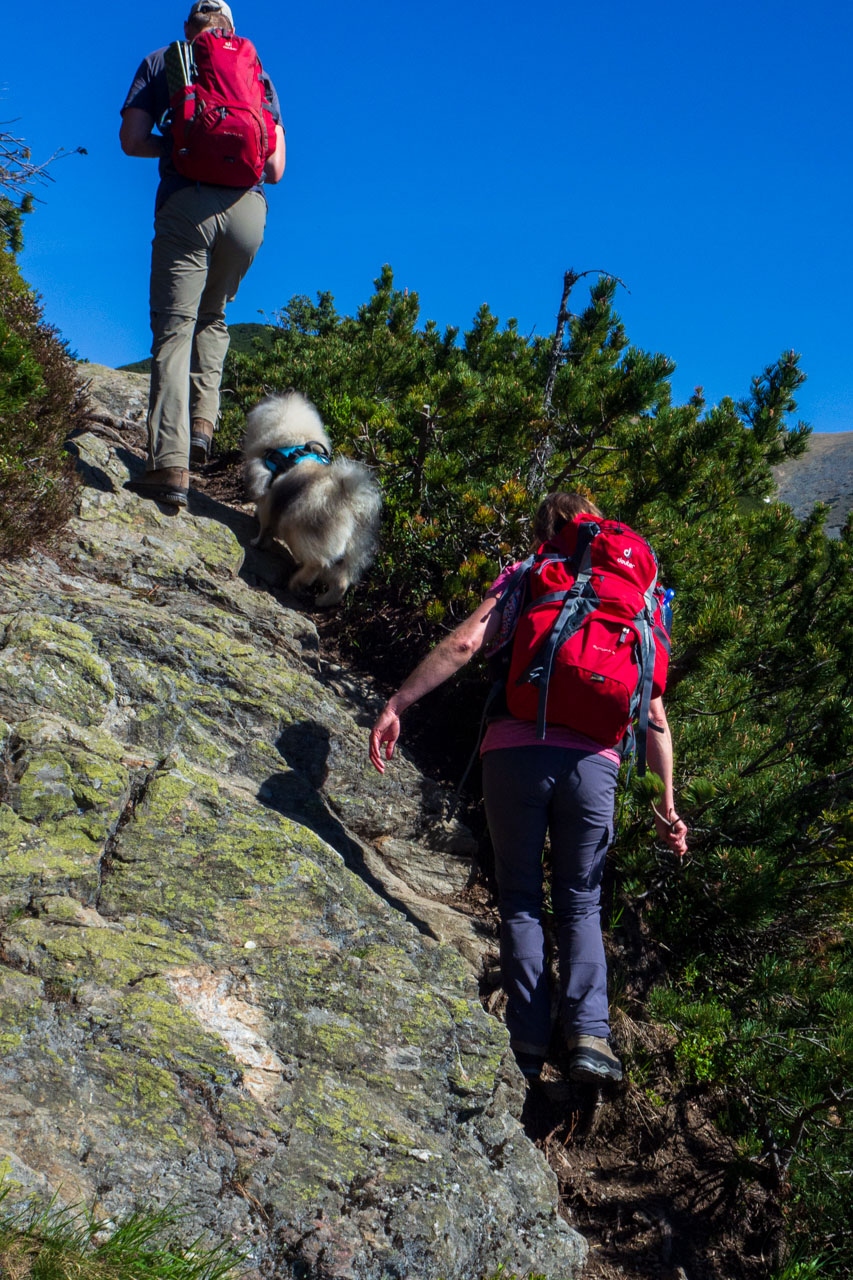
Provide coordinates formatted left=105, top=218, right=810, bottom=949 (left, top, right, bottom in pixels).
left=262, top=441, right=331, bottom=483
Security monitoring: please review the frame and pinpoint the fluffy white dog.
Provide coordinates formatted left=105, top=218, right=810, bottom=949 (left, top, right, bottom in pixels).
left=242, top=391, right=382, bottom=607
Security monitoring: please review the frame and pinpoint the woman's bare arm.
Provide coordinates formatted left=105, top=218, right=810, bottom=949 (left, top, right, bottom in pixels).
left=369, top=594, right=502, bottom=773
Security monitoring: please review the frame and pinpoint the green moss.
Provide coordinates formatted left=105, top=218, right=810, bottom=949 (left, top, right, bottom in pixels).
left=0, top=802, right=37, bottom=850
left=0, top=615, right=114, bottom=726
left=216, top=1088, right=277, bottom=1133
left=17, top=745, right=129, bottom=825
left=288, top=1076, right=374, bottom=1182
left=76, top=495, right=138, bottom=527
left=113, top=913, right=182, bottom=940
left=0, top=802, right=101, bottom=901
left=5, top=1029, right=39, bottom=1059
left=164, top=517, right=245, bottom=577
left=353, top=942, right=422, bottom=982
left=109, top=611, right=296, bottom=703
left=177, top=718, right=233, bottom=769
left=35, top=815, right=110, bottom=855
left=99, top=759, right=352, bottom=946
left=398, top=989, right=446, bottom=1041
left=308, top=1010, right=363, bottom=1059
left=0, top=966, right=46, bottom=1054
left=36, top=894, right=93, bottom=923
left=5, top=916, right=200, bottom=989
left=20, top=716, right=127, bottom=761
left=0, top=723, right=131, bottom=900
left=449, top=1037, right=506, bottom=1097
left=96, top=1048, right=195, bottom=1146
left=103, top=987, right=242, bottom=1087
left=107, top=625, right=308, bottom=774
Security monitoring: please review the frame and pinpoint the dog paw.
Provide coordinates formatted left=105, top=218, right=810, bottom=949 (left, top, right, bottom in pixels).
left=315, top=588, right=346, bottom=608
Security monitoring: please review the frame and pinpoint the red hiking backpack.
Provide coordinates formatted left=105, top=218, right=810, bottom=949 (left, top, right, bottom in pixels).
left=168, top=29, right=276, bottom=187
left=496, top=514, right=671, bottom=771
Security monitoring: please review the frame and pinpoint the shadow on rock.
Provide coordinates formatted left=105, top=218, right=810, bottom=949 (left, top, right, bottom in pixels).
left=185, top=485, right=295, bottom=595
left=260, top=719, right=440, bottom=941
left=65, top=438, right=144, bottom=493
left=79, top=431, right=307, bottom=605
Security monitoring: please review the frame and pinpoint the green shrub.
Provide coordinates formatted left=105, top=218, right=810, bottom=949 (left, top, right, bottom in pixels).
left=223, top=265, right=852, bottom=1271
left=0, top=246, right=84, bottom=559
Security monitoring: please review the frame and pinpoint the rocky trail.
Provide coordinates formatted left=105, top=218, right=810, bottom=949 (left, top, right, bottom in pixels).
left=0, top=364, right=782, bottom=1280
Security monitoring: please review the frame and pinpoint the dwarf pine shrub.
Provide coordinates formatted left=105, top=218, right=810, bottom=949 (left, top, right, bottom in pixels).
left=223, top=266, right=852, bottom=1273
left=0, top=245, right=84, bottom=559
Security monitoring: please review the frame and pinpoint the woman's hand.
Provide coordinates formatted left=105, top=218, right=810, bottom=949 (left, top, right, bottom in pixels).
left=369, top=704, right=401, bottom=774
left=653, top=805, right=689, bottom=859
left=367, top=593, right=502, bottom=775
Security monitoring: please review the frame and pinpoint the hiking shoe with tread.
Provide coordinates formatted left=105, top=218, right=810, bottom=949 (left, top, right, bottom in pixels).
left=125, top=467, right=189, bottom=507
left=566, top=1034, right=623, bottom=1083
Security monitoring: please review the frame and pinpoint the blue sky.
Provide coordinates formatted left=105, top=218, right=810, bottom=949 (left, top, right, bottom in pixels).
left=5, top=0, right=851, bottom=431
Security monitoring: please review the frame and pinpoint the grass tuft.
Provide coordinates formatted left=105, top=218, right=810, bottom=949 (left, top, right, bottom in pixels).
left=0, top=1184, right=244, bottom=1280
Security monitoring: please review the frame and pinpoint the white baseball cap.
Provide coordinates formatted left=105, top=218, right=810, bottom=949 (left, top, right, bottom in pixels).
left=187, top=0, right=234, bottom=24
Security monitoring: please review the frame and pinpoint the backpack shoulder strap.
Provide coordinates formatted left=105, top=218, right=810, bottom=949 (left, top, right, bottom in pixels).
left=484, top=554, right=535, bottom=658
left=631, top=572, right=660, bottom=775
left=494, top=554, right=534, bottom=610
left=516, top=521, right=602, bottom=738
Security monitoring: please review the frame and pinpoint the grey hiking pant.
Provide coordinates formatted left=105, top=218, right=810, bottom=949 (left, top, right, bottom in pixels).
left=481, top=746, right=619, bottom=1056
left=146, top=184, right=267, bottom=470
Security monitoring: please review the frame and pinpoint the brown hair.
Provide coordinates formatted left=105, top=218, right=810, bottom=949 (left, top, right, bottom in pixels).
left=187, top=13, right=234, bottom=36
left=532, top=491, right=603, bottom=545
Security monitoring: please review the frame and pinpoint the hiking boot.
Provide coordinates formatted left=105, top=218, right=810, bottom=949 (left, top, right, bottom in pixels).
left=566, top=1035, right=623, bottom=1084
left=189, top=418, right=214, bottom=468
left=514, top=1050, right=545, bottom=1082
left=125, top=467, right=189, bottom=507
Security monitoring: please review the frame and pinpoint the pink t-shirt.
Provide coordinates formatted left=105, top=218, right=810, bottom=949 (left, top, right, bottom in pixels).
left=480, top=562, right=621, bottom=764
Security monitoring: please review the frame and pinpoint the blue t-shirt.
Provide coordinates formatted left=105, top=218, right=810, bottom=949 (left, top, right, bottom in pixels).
left=122, top=43, right=283, bottom=212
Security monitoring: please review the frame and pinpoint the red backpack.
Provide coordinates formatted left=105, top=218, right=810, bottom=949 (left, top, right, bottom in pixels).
left=497, top=514, right=671, bottom=771
left=168, top=29, right=276, bottom=187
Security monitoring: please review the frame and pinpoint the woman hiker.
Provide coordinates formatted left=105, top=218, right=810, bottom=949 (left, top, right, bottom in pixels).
left=368, top=492, right=689, bottom=1084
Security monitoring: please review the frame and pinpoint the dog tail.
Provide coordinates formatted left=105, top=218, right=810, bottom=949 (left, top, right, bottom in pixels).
left=330, top=459, right=382, bottom=577
left=331, top=460, right=381, bottom=519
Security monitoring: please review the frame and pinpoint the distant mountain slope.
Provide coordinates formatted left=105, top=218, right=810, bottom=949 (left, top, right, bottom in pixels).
left=771, top=432, right=853, bottom=538
left=118, top=322, right=277, bottom=374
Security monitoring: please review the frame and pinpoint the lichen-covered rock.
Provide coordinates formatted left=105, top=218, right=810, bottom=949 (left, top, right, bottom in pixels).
left=79, top=363, right=150, bottom=429
left=0, top=402, right=587, bottom=1278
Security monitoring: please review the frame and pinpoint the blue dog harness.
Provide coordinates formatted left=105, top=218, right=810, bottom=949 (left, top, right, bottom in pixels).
left=262, top=441, right=331, bottom=482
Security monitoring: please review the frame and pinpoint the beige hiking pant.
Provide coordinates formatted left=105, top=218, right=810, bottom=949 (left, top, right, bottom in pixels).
left=146, top=184, right=267, bottom=470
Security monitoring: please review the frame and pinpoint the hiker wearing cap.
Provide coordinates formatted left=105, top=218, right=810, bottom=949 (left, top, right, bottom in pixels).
left=120, top=1, right=286, bottom=507
left=369, top=491, right=688, bottom=1086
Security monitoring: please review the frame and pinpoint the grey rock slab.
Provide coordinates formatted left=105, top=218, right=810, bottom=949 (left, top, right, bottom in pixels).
left=771, top=431, right=853, bottom=538
left=78, top=363, right=150, bottom=431
left=0, top=411, right=587, bottom=1277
